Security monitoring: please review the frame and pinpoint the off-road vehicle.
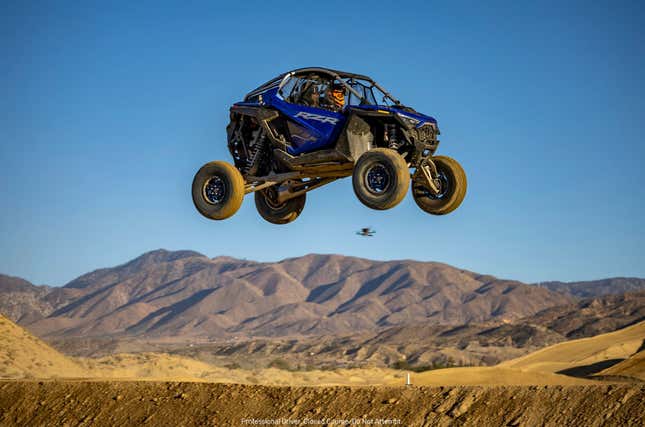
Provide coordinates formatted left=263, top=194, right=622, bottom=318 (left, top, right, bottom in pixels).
left=192, top=67, right=466, bottom=224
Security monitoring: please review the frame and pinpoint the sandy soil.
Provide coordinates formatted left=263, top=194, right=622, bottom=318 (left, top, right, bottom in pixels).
left=0, top=381, right=643, bottom=427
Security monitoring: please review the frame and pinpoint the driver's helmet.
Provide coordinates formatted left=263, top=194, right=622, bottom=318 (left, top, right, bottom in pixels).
left=330, top=82, right=345, bottom=109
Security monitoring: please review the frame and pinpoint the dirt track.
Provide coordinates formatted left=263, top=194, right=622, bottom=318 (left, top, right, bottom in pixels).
left=0, top=381, right=643, bottom=427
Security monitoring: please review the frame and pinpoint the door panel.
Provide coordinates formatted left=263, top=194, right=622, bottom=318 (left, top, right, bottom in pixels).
left=272, top=98, right=346, bottom=155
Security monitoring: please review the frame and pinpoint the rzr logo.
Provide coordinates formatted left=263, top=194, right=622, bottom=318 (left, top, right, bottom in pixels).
left=295, top=111, right=339, bottom=125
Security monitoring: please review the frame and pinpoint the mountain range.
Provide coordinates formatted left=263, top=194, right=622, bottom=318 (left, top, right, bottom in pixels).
left=536, top=278, right=645, bottom=298
left=1, top=250, right=643, bottom=348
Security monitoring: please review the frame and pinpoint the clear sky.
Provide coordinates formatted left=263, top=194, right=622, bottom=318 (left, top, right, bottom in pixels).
left=1, top=1, right=644, bottom=286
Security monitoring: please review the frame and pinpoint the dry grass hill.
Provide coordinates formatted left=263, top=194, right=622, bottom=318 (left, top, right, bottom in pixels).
left=411, top=320, right=645, bottom=386
left=497, top=319, right=644, bottom=379
left=0, top=314, right=403, bottom=386
left=0, top=315, right=85, bottom=379
left=599, top=348, right=645, bottom=381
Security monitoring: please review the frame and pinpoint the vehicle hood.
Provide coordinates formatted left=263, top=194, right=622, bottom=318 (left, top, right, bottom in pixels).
left=353, top=105, right=437, bottom=126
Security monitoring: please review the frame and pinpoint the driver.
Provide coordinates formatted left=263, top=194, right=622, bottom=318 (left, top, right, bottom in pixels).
left=320, top=83, right=345, bottom=111
left=324, top=82, right=346, bottom=111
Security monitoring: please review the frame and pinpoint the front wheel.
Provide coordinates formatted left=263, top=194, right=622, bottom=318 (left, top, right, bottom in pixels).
left=255, top=185, right=306, bottom=225
left=412, top=155, right=467, bottom=215
left=352, top=148, right=410, bottom=210
left=192, top=161, right=245, bottom=220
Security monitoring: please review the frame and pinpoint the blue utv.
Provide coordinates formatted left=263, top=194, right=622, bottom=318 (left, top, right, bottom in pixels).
left=192, top=67, right=466, bottom=224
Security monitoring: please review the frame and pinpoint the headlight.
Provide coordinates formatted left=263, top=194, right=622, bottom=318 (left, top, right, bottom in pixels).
left=396, top=113, right=420, bottom=127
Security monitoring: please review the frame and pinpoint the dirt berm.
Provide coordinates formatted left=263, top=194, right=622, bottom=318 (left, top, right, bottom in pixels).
left=0, top=381, right=643, bottom=426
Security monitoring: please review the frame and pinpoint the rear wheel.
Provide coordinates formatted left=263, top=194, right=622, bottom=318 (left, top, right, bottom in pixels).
left=192, top=161, right=245, bottom=220
left=352, top=148, right=410, bottom=210
left=255, top=185, right=306, bottom=225
left=412, top=155, right=467, bottom=215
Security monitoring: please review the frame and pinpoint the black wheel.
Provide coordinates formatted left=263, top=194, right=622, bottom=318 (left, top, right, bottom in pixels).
left=255, top=185, right=306, bottom=225
left=412, top=155, right=467, bottom=215
left=192, top=161, right=245, bottom=220
left=352, top=148, right=410, bottom=210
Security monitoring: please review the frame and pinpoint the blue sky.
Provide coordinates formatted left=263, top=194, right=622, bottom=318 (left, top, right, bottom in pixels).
left=1, top=1, right=644, bottom=286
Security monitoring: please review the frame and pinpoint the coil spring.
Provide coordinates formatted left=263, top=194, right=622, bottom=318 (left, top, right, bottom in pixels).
left=386, top=124, right=400, bottom=150
left=246, top=130, right=266, bottom=176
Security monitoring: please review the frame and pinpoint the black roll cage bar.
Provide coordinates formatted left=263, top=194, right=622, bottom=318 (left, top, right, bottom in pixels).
left=244, top=67, right=401, bottom=106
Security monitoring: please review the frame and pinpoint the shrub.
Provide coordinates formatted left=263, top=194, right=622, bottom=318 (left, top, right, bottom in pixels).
left=267, top=358, right=291, bottom=370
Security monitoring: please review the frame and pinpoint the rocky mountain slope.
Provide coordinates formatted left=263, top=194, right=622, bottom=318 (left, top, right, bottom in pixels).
left=3, top=250, right=577, bottom=340
left=147, top=290, right=641, bottom=369
left=535, top=277, right=645, bottom=297
left=0, top=275, right=54, bottom=324
left=523, top=290, right=645, bottom=338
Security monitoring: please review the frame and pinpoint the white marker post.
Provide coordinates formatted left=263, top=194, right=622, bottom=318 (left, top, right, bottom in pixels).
left=406, top=372, right=411, bottom=386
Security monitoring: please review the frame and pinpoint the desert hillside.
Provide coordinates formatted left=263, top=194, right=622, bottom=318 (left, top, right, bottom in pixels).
left=0, top=314, right=404, bottom=386
left=41, top=289, right=643, bottom=371
left=2, top=314, right=643, bottom=386
left=498, top=320, right=645, bottom=376
left=0, top=314, right=85, bottom=378
left=413, top=320, right=645, bottom=385
left=598, top=349, right=645, bottom=381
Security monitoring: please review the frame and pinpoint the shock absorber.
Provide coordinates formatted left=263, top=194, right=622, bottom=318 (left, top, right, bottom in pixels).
left=385, top=124, right=400, bottom=150
left=246, top=128, right=266, bottom=176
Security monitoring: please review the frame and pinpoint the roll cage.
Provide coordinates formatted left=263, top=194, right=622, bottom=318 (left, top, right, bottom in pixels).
left=244, top=67, right=401, bottom=107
